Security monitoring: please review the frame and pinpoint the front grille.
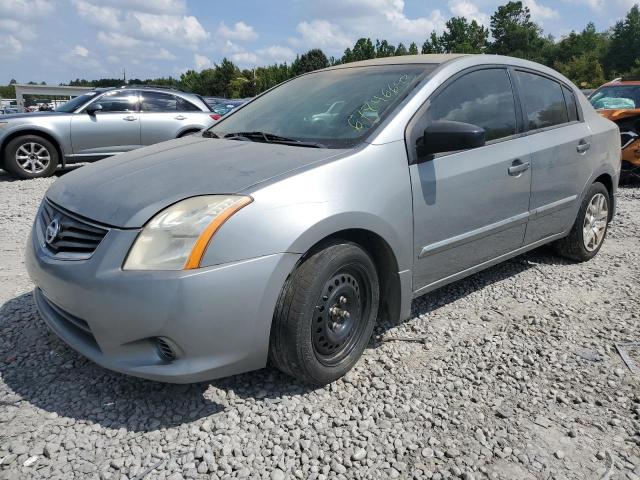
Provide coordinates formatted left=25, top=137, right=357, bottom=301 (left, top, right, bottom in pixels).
left=40, top=201, right=108, bottom=260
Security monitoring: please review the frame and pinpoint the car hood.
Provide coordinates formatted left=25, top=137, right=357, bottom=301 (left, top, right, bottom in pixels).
left=46, top=135, right=348, bottom=228
left=596, top=108, right=640, bottom=121
left=0, top=111, right=66, bottom=121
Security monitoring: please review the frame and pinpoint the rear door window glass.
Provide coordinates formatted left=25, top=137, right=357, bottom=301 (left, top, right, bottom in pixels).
left=516, top=71, right=569, bottom=130
left=140, top=92, right=177, bottom=112
left=563, top=86, right=579, bottom=122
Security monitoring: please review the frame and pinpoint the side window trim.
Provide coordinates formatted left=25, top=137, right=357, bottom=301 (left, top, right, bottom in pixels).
left=404, top=65, right=518, bottom=165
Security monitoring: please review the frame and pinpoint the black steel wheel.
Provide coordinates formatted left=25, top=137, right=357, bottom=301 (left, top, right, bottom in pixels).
left=269, top=241, right=379, bottom=385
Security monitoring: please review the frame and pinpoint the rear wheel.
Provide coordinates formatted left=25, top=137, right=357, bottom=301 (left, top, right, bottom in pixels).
left=269, top=242, right=379, bottom=385
left=554, top=182, right=610, bottom=261
left=3, top=135, right=59, bottom=179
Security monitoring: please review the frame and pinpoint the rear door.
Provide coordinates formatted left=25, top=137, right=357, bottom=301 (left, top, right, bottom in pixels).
left=408, top=67, right=533, bottom=291
left=139, top=91, right=205, bottom=145
left=514, top=70, right=593, bottom=244
left=70, top=91, right=141, bottom=157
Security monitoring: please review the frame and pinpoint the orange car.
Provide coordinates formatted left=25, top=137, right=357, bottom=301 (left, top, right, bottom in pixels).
left=589, top=79, right=640, bottom=178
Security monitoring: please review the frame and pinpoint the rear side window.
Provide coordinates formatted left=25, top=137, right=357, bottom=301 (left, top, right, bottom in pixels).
left=140, top=92, right=201, bottom=112
left=177, top=97, right=200, bottom=111
left=426, top=68, right=517, bottom=142
left=140, top=92, right=178, bottom=112
left=563, top=86, right=579, bottom=122
left=516, top=71, right=569, bottom=130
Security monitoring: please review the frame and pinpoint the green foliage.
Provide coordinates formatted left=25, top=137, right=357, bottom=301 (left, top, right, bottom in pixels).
left=292, top=49, right=329, bottom=75
left=489, top=1, right=546, bottom=60
left=375, top=39, right=396, bottom=57
left=554, top=52, right=606, bottom=88
left=422, top=32, right=445, bottom=53
left=408, top=42, right=419, bottom=55
left=605, top=5, right=640, bottom=76
left=441, top=17, right=489, bottom=53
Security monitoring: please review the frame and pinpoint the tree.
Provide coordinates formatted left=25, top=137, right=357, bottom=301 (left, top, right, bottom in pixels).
left=408, top=42, right=419, bottom=55
left=342, top=38, right=375, bottom=63
left=605, top=5, right=640, bottom=75
left=422, top=32, right=445, bottom=53
left=554, top=52, right=606, bottom=88
left=375, top=39, right=396, bottom=57
left=441, top=17, right=489, bottom=53
left=291, top=48, right=329, bottom=75
left=488, top=1, right=546, bottom=61
left=552, top=23, right=609, bottom=65
left=395, top=42, right=409, bottom=55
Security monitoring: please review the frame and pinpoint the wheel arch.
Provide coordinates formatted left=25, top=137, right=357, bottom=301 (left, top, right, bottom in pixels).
left=593, top=172, right=615, bottom=221
left=293, top=228, right=404, bottom=326
left=1, top=128, right=66, bottom=169
left=177, top=127, right=203, bottom=138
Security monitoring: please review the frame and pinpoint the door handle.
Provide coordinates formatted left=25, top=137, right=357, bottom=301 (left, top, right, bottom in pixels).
left=174, top=115, right=187, bottom=120
left=576, top=141, right=591, bottom=153
left=508, top=160, right=530, bottom=176
left=123, top=116, right=137, bottom=121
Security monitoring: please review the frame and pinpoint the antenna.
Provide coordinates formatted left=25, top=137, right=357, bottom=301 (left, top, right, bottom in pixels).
left=122, top=67, right=127, bottom=84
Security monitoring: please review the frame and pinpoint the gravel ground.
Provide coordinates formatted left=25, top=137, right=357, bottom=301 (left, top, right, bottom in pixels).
left=0, top=169, right=639, bottom=480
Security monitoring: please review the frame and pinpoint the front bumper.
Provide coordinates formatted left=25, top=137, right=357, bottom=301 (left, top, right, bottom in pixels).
left=26, top=218, right=300, bottom=383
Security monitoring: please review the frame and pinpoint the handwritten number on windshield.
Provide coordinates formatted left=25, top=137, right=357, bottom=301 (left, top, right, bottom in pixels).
left=347, top=75, right=411, bottom=131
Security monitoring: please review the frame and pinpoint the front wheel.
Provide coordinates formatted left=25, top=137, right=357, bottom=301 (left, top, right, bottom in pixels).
left=3, top=135, right=59, bottom=179
left=554, top=182, right=610, bottom=261
left=269, top=242, right=379, bottom=385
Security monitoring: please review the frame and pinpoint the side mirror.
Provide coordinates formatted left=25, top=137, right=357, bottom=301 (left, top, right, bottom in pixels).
left=417, top=120, right=486, bottom=159
left=85, top=103, right=102, bottom=115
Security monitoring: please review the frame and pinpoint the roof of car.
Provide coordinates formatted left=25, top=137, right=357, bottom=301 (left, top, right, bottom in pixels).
left=601, top=78, right=640, bottom=87
left=323, top=54, right=468, bottom=71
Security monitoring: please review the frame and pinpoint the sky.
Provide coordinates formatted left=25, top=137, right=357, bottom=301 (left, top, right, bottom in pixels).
left=0, top=0, right=637, bottom=85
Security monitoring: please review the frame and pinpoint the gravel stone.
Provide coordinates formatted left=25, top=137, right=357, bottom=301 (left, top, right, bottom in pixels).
left=1, top=171, right=639, bottom=480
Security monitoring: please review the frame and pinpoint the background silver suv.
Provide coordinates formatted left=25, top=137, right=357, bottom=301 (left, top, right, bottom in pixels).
left=0, top=86, right=216, bottom=179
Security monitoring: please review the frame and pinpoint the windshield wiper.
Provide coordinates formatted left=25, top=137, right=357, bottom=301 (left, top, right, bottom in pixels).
left=201, top=130, right=219, bottom=138
left=224, top=131, right=325, bottom=148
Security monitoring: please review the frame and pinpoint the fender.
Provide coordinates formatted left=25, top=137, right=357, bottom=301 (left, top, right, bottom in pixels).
left=0, top=125, right=69, bottom=168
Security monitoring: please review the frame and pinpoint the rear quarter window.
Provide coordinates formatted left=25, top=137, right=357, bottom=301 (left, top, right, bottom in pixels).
left=516, top=71, right=569, bottom=130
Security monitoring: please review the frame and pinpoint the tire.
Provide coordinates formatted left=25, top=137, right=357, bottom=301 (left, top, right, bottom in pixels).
left=554, top=182, right=610, bottom=261
left=3, top=135, right=59, bottom=179
left=269, top=242, right=380, bottom=385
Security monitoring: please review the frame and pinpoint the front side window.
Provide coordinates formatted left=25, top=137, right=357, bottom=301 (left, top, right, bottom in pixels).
left=517, top=71, right=568, bottom=130
left=208, top=65, right=435, bottom=148
left=91, top=91, right=139, bottom=112
left=55, top=92, right=100, bottom=113
left=425, top=68, right=518, bottom=142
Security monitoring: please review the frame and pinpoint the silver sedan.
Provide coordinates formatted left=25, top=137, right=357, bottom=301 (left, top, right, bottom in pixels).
left=26, top=54, right=620, bottom=385
left=0, top=86, right=216, bottom=178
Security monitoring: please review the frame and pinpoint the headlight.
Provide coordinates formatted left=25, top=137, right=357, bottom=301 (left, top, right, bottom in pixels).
left=123, top=195, right=252, bottom=271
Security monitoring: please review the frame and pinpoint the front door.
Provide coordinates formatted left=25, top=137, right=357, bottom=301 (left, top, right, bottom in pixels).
left=70, top=90, right=141, bottom=158
left=408, top=67, right=532, bottom=292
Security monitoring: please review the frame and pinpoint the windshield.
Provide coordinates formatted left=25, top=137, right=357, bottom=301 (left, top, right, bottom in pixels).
left=208, top=64, right=434, bottom=148
left=55, top=91, right=101, bottom=112
left=589, top=85, right=640, bottom=110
